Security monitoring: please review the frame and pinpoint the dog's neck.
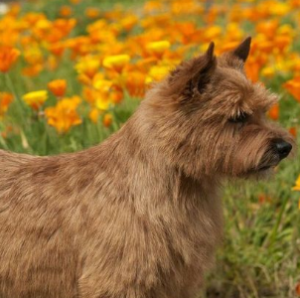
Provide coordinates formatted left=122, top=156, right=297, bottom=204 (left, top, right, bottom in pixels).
left=96, top=111, right=220, bottom=217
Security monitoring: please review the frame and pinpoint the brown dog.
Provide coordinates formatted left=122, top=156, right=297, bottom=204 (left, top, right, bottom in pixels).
left=0, top=37, right=293, bottom=298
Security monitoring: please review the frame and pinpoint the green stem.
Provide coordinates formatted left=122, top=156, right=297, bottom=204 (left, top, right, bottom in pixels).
left=5, top=73, right=25, bottom=121
left=5, top=73, right=32, bottom=152
left=5, top=73, right=22, bottom=106
left=266, top=193, right=289, bottom=249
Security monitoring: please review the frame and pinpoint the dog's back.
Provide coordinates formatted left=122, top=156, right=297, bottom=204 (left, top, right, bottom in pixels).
left=0, top=150, right=32, bottom=198
left=0, top=150, right=79, bottom=297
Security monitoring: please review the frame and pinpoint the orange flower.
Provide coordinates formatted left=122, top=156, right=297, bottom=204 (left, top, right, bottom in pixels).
left=83, top=87, right=97, bottom=105
left=93, top=77, right=113, bottom=92
left=85, top=8, right=100, bottom=19
left=45, top=96, right=82, bottom=133
left=283, top=76, right=300, bottom=102
left=143, top=1, right=163, bottom=13
left=103, top=113, right=112, bottom=127
left=53, top=18, right=77, bottom=38
left=297, top=281, right=300, bottom=296
left=146, top=64, right=171, bottom=83
left=120, top=15, right=138, bottom=31
left=75, top=56, right=100, bottom=80
left=48, top=42, right=65, bottom=57
left=0, top=46, right=20, bottom=73
left=103, top=54, right=130, bottom=73
left=289, top=127, right=297, bottom=137
left=0, top=92, right=13, bottom=117
left=89, top=108, right=100, bottom=123
left=258, top=193, right=271, bottom=204
left=46, top=55, right=59, bottom=71
left=204, top=7, right=219, bottom=24
left=110, top=89, right=124, bottom=104
left=23, top=46, right=43, bottom=65
left=59, top=6, right=72, bottom=17
left=7, top=3, right=21, bottom=17
left=1, top=126, right=13, bottom=139
left=256, top=20, right=279, bottom=39
left=268, top=103, right=279, bottom=120
left=146, top=40, right=171, bottom=59
left=245, top=57, right=262, bottom=82
left=48, top=79, right=67, bottom=97
left=22, top=64, right=43, bottom=77
left=203, top=25, right=222, bottom=41
left=125, top=71, right=147, bottom=97
left=274, top=35, right=291, bottom=53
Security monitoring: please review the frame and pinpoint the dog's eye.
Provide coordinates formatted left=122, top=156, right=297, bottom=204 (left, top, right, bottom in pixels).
left=229, top=112, right=249, bottom=123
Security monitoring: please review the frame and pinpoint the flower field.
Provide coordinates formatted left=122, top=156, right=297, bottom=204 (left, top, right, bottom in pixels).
left=0, top=0, right=300, bottom=297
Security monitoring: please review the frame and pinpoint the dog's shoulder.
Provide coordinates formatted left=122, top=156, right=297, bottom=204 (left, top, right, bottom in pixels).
left=0, top=149, right=36, bottom=171
left=0, top=150, right=37, bottom=202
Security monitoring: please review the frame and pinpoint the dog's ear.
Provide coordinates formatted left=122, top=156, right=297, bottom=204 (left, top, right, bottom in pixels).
left=192, top=42, right=216, bottom=93
left=231, top=36, right=251, bottom=62
left=168, top=42, right=216, bottom=95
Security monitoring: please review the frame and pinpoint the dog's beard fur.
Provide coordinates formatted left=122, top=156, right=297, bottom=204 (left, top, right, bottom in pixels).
left=0, top=38, right=294, bottom=298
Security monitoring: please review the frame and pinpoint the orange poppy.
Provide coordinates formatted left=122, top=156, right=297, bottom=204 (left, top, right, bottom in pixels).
left=268, top=103, right=279, bottom=120
left=0, top=46, right=20, bottom=73
left=103, top=113, right=112, bottom=127
left=283, top=77, right=300, bottom=102
left=48, top=79, right=67, bottom=97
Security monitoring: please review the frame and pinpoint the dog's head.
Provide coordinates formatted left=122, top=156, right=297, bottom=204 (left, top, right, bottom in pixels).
left=142, top=37, right=294, bottom=179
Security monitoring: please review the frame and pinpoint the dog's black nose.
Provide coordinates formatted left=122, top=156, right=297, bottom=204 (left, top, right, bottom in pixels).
left=274, top=139, right=292, bottom=159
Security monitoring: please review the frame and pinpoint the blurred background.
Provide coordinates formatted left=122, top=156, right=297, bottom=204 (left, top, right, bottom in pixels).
left=0, top=0, right=299, bottom=297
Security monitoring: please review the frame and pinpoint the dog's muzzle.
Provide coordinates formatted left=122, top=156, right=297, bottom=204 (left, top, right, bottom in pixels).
left=256, top=138, right=293, bottom=172
left=273, top=138, right=292, bottom=160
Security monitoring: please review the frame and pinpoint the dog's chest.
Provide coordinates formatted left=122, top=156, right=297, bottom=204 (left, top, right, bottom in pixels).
left=154, top=191, right=224, bottom=297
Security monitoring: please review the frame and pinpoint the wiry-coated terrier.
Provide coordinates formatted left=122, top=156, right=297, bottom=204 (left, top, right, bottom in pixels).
left=0, top=37, right=294, bottom=298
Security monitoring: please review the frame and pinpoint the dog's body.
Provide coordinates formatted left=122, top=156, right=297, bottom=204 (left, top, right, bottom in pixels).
left=0, top=124, right=223, bottom=298
left=0, top=38, right=293, bottom=298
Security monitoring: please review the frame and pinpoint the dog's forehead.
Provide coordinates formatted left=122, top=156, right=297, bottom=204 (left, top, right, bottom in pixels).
left=214, top=67, right=277, bottom=112
left=216, top=67, right=253, bottom=93
left=251, top=83, right=278, bottom=111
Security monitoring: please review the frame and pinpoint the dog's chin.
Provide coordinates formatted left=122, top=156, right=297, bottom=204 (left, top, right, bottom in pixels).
left=243, top=152, right=283, bottom=179
left=241, top=164, right=277, bottom=179
left=253, top=166, right=276, bottom=179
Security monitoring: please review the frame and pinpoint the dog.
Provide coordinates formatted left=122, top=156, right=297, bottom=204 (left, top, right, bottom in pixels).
left=0, top=37, right=293, bottom=298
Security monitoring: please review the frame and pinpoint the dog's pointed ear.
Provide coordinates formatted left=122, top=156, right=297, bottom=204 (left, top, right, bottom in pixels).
left=168, top=42, right=216, bottom=96
left=194, top=42, right=216, bottom=93
left=232, top=36, right=251, bottom=62
left=205, top=41, right=215, bottom=61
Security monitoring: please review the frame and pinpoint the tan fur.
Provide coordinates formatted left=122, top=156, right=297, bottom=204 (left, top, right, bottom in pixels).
left=0, top=39, right=294, bottom=298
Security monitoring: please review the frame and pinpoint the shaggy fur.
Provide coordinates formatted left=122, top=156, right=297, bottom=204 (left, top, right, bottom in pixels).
left=0, top=38, right=294, bottom=298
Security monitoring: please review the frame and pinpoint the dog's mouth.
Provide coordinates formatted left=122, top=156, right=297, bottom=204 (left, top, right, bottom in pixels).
left=238, top=138, right=293, bottom=176
left=248, top=154, right=281, bottom=174
left=257, top=165, right=273, bottom=171
left=248, top=163, right=277, bottom=174
left=252, top=139, right=293, bottom=173
left=257, top=162, right=281, bottom=172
